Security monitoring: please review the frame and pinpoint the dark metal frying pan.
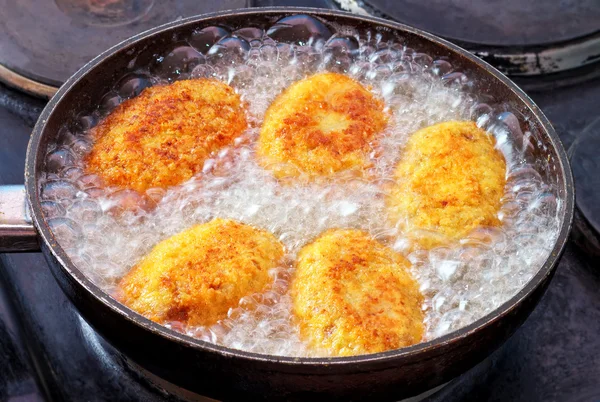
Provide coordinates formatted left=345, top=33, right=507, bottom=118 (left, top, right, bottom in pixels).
left=0, top=8, right=574, bottom=401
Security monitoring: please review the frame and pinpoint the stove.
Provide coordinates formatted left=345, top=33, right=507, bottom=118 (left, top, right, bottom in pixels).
left=1, top=1, right=600, bottom=401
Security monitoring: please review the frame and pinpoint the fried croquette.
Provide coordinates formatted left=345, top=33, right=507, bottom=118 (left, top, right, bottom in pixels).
left=257, top=72, right=388, bottom=180
left=291, top=229, right=424, bottom=356
left=117, top=218, right=284, bottom=327
left=387, top=121, right=507, bottom=249
left=85, top=79, right=247, bottom=192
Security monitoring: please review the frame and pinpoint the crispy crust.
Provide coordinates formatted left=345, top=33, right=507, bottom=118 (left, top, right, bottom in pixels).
left=117, top=218, right=284, bottom=327
left=387, top=121, right=507, bottom=249
left=257, top=72, right=388, bottom=180
left=85, top=79, right=247, bottom=192
left=291, top=229, right=424, bottom=356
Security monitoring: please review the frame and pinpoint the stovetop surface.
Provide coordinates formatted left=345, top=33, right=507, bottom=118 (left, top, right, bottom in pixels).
left=1, top=2, right=600, bottom=401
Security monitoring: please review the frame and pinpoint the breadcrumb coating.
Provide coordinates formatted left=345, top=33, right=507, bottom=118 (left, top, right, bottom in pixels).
left=387, top=121, right=506, bottom=249
left=85, top=79, right=247, bottom=192
left=291, top=229, right=424, bottom=356
left=257, top=72, right=387, bottom=180
left=117, top=218, right=284, bottom=327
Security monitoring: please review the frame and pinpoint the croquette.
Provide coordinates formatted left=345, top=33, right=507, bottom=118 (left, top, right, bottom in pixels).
left=257, top=72, right=388, bottom=180
left=85, top=79, right=247, bottom=193
left=291, top=229, right=424, bottom=356
left=117, top=218, right=284, bottom=327
left=387, top=121, right=506, bottom=249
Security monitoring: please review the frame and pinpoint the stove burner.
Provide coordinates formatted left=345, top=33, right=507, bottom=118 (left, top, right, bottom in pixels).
left=347, top=0, right=600, bottom=46
left=0, top=0, right=248, bottom=98
left=334, top=0, right=600, bottom=76
left=55, top=0, right=155, bottom=27
left=5, top=0, right=599, bottom=98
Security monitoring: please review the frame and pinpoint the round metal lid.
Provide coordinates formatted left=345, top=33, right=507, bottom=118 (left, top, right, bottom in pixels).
left=360, top=0, right=600, bottom=46
left=0, top=0, right=246, bottom=97
left=334, top=0, right=600, bottom=76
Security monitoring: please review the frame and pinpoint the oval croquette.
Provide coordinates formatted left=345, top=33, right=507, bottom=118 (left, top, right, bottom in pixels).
left=85, top=79, right=247, bottom=192
left=257, top=72, right=388, bottom=180
left=291, top=229, right=424, bottom=356
left=117, top=218, right=284, bottom=327
left=387, top=121, right=507, bottom=249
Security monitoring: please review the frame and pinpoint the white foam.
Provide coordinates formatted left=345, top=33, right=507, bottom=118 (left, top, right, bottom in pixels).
left=39, top=29, right=561, bottom=357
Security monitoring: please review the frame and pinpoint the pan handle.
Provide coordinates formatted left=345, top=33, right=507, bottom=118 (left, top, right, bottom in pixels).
left=0, top=185, right=39, bottom=252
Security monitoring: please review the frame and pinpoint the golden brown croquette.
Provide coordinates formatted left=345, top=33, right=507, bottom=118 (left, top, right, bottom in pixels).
left=85, top=79, right=247, bottom=192
left=117, top=218, right=284, bottom=327
left=387, top=121, right=507, bottom=249
left=257, top=72, right=388, bottom=180
left=291, top=229, right=424, bottom=356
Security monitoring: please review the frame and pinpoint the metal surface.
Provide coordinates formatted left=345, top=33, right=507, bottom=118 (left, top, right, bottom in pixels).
left=128, top=353, right=446, bottom=402
left=333, top=0, right=600, bottom=76
left=0, top=185, right=38, bottom=252
left=0, top=7, right=575, bottom=401
left=2, top=0, right=597, bottom=98
left=0, top=0, right=248, bottom=89
left=0, top=65, right=57, bottom=100
left=351, top=0, right=600, bottom=46
left=471, top=33, right=600, bottom=76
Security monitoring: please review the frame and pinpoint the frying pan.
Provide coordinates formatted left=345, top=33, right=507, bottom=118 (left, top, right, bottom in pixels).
left=0, top=8, right=574, bottom=401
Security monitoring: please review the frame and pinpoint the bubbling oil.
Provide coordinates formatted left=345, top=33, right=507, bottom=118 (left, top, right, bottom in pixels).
left=39, top=20, right=561, bottom=357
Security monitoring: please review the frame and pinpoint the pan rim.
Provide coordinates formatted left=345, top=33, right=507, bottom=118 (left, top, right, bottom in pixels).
left=25, top=6, right=574, bottom=368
